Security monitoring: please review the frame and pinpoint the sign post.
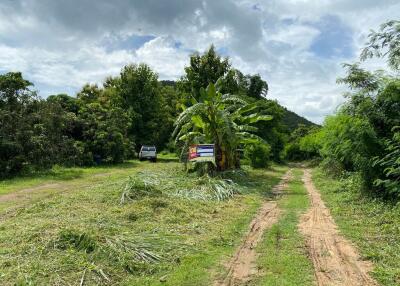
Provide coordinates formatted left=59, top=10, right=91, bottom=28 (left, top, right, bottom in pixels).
left=189, top=144, right=215, bottom=163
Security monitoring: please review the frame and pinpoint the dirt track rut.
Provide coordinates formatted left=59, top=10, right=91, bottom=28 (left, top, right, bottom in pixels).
left=299, top=169, right=377, bottom=286
left=215, top=170, right=292, bottom=286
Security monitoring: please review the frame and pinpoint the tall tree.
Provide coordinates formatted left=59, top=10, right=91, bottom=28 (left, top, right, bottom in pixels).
left=178, top=45, right=231, bottom=101
left=118, top=64, right=164, bottom=149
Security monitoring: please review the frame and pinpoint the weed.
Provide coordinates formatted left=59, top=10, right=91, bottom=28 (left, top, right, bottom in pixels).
left=54, top=229, right=97, bottom=253
left=120, top=176, right=162, bottom=203
left=150, top=198, right=169, bottom=210
left=174, top=176, right=241, bottom=201
left=103, top=236, right=163, bottom=274
left=127, top=212, right=139, bottom=221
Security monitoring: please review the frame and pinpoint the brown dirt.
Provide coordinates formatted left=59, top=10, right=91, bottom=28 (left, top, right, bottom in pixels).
left=0, top=172, right=115, bottom=223
left=299, top=169, right=377, bottom=286
left=215, top=170, right=292, bottom=286
left=0, top=171, right=114, bottom=204
left=0, top=183, right=62, bottom=203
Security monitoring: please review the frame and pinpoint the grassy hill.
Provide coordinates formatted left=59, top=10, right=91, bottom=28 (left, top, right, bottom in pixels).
left=282, top=108, right=317, bottom=132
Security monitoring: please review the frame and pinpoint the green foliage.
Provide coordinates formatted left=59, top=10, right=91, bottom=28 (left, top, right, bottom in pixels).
left=284, top=124, right=320, bottom=161
left=311, top=19, right=400, bottom=198
left=178, top=45, right=231, bottom=101
left=0, top=72, right=82, bottom=177
left=178, top=46, right=269, bottom=101
left=319, top=114, right=381, bottom=184
left=118, top=63, right=167, bottom=149
left=281, top=108, right=316, bottom=132
left=1, top=47, right=308, bottom=177
left=245, top=143, right=271, bottom=168
left=173, top=81, right=271, bottom=171
left=373, top=128, right=400, bottom=195
left=77, top=84, right=131, bottom=164
left=361, top=20, right=400, bottom=71
left=55, top=229, right=97, bottom=253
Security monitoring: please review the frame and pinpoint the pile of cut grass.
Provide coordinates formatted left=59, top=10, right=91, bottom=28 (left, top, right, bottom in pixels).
left=120, top=169, right=243, bottom=203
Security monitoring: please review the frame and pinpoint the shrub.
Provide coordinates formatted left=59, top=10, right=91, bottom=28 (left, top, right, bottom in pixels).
left=373, top=129, right=400, bottom=196
left=283, top=142, right=305, bottom=161
left=245, top=143, right=271, bottom=168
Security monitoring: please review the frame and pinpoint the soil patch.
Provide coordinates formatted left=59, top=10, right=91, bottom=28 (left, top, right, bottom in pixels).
left=299, top=169, right=377, bottom=286
left=215, top=170, right=292, bottom=286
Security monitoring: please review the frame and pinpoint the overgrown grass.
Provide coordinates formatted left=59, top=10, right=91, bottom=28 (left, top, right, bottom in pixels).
left=312, top=168, right=400, bottom=286
left=0, top=162, right=287, bottom=285
left=253, top=168, right=315, bottom=286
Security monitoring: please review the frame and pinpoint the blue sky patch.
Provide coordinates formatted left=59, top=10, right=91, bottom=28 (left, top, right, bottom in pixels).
left=309, top=15, right=354, bottom=59
left=217, top=46, right=229, bottom=56
left=103, top=34, right=156, bottom=52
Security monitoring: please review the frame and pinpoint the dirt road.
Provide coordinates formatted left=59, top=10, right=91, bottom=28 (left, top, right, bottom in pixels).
left=299, top=169, right=377, bottom=286
left=215, top=170, right=292, bottom=286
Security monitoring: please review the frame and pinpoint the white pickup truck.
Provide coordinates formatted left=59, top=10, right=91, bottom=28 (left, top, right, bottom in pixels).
left=138, top=145, right=157, bottom=162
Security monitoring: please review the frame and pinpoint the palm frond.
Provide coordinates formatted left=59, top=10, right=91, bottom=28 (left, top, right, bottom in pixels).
left=242, top=113, right=273, bottom=124
left=236, top=125, right=259, bottom=133
left=174, top=103, right=207, bottom=129
left=221, top=94, right=247, bottom=105
left=236, top=131, right=266, bottom=144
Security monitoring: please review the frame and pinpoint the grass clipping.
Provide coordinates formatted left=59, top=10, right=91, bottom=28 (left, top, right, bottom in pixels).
left=120, top=176, right=162, bottom=204
left=53, top=229, right=184, bottom=282
left=174, top=176, right=241, bottom=201
left=120, top=172, right=241, bottom=203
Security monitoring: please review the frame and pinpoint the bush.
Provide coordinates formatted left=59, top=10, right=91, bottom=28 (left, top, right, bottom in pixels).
left=283, top=142, right=306, bottom=161
left=373, top=129, right=400, bottom=196
left=245, top=143, right=271, bottom=168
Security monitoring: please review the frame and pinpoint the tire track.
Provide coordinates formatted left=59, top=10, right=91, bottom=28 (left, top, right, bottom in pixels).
left=215, top=170, right=292, bottom=286
left=299, top=169, right=377, bottom=286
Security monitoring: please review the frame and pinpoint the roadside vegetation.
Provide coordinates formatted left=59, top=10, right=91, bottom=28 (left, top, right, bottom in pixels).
left=285, top=20, right=399, bottom=199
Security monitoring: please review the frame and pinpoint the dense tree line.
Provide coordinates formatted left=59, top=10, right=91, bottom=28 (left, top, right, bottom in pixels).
left=1, top=46, right=301, bottom=178
left=289, top=20, right=400, bottom=198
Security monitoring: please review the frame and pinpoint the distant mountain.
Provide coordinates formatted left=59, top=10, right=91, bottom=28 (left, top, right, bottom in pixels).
left=160, top=80, right=176, bottom=87
left=282, top=107, right=317, bottom=131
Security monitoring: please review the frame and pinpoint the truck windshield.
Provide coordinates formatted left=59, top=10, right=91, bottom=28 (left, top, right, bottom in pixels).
left=143, top=147, right=156, bottom=151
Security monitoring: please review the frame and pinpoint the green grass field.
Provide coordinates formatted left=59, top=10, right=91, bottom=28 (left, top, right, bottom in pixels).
left=3, top=162, right=399, bottom=286
left=0, top=160, right=287, bottom=285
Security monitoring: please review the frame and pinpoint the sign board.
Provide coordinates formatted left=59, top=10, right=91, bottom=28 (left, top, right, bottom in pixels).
left=189, top=144, right=215, bottom=163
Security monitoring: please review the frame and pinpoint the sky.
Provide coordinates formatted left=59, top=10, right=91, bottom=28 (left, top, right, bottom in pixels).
left=0, top=0, right=398, bottom=123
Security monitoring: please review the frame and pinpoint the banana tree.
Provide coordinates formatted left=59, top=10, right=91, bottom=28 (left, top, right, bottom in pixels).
left=173, top=81, right=272, bottom=171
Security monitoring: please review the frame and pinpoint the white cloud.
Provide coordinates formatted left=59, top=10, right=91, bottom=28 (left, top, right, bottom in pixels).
left=134, top=37, right=189, bottom=80
left=0, top=0, right=399, bottom=123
